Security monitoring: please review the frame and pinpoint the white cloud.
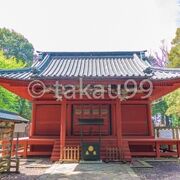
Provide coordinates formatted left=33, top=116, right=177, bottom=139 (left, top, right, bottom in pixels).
left=0, top=0, right=178, bottom=52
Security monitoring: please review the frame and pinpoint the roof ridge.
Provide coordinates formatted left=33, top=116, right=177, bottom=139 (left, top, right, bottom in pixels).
left=50, top=55, right=135, bottom=58
left=0, top=109, right=20, bottom=115
left=151, top=66, right=180, bottom=72
left=38, top=50, right=147, bottom=58
left=0, top=67, right=31, bottom=73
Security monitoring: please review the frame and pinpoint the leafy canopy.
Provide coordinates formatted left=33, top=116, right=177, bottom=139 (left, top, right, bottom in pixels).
left=0, top=50, right=25, bottom=69
left=152, top=28, right=180, bottom=127
left=168, top=28, right=180, bottom=68
left=0, top=50, right=31, bottom=119
left=0, top=28, right=34, bottom=64
left=164, top=28, right=180, bottom=126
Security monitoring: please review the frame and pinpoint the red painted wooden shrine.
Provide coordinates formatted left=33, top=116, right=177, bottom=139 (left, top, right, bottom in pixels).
left=0, top=51, right=180, bottom=162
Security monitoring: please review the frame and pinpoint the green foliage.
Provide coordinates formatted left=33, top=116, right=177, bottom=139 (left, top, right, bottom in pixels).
left=164, top=89, right=180, bottom=116
left=0, top=28, right=34, bottom=64
left=168, top=28, right=180, bottom=68
left=0, top=87, right=19, bottom=112
left=164, top=28, right=180, bottom=127
left=152, top=28, right=180, bottom=127
left=16, top=98, right=32, bottom=119
left=170, top=115, right=180, bottom=127
left=164, top=89, right=180, bottom=127
left=152, top=100, right=168, bottom=116
left=168, top=44, right=180, bottom=68
left=0, top=50, right=31, bottom=119
left=172, top=28, right=180, bottom=45
left=0, top=50, right=25, bottom=68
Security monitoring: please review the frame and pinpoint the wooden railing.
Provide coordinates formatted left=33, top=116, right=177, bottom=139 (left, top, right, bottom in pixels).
left=126, top=138, right=180, bottom=158
left=63, top=146, right=80, bottom=162
left=154, top=127, right=180, bottom=139
left=105, top=147, right=122, bottom=162
left=11, top=138, right=55, bottom=158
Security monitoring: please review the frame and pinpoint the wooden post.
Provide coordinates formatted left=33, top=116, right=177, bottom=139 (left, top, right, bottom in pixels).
left=175, top=128, right=179, bottom=139
left=30, top=103, right=36, bottom=137
left=156, top=142, right=160, bottom=158
left=172, top=128, right=175, bottom=139
left=15, top=132, right=19, bottom=159
left=115, top=98, right=122, bottom=147
left=177, top=128, right=180, bottom=140
left=147, top=102, right=154, bottom=137
left=177, top=141, right=180, bottom=158
left=60, top=99, right=67, bottom=161
left=23, top=140, right=28, bottom=158
left=66, top=104, right=72, bottom=136
left=157, top=128, right=160, bottom=138
left=112, top=104, right=116, bottom=136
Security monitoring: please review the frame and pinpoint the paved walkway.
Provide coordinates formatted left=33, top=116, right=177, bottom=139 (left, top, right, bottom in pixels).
left=38, top=162, right=140, bottom=180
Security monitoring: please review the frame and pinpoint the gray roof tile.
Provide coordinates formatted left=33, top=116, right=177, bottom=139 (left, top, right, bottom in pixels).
left=0, top=51, right=180, bottom=81
left=0, top=109, right=29, bottom=123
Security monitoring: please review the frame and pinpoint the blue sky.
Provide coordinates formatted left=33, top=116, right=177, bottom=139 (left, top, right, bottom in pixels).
left=0, top=0, right=179, bottom=52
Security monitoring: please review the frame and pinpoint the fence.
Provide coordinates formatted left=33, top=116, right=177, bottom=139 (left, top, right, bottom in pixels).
left=63, top=146, right=80, bottom=162
left=154, top=127, right=180, bottom=139
left=106, top=147, right=122, bottom=161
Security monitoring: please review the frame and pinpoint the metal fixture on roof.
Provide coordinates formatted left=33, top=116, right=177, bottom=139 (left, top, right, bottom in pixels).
left=143, top=67, right=153, bottom=75
left=36, top=51, right=44, bottom=61
left=30, top=67, right=40, bottom=79
left=31, top=67, right=39, bottom=75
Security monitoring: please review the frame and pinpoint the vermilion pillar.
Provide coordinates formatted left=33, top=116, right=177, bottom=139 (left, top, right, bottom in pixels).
left=60, top=98, right=67, bottom=160
left=147, top=102, right=154, bottom=137
left=30, top=103, right=36, bottom=137
left=115, top=98, right=122, bottom=146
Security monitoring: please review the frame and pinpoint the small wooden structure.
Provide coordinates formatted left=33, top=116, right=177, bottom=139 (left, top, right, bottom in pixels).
left=0, top=109, right=28, bottom=173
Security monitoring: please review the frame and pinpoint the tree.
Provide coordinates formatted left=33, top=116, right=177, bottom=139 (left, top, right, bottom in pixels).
left=0, top=28, right=34, bottom=119
left=164, top=89, right=180, bottom=127
left=0, top=50, right=31, bottom=119
left=150, top=30, right=180, bottom=127
left=147, top=40, right=168, bottom=67
left=164, top=28, right=180, bottom=127
left=168, top=28, right=180, bottom=68
left=172, top=28, right=180, bottom=45
left=0, top=28, right=34, bottom=64
left=0, top=50, right=25, bottom=68
left=152, top=99, right=168, bottom=116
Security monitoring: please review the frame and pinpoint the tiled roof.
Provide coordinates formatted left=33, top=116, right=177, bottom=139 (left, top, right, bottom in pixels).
left=0, top=109, right=29, bottom=123
left=0, top=51, right=180, bottom=81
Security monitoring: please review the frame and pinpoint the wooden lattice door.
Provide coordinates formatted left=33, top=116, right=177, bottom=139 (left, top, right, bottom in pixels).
left=72, top=104, right=111, bottom=136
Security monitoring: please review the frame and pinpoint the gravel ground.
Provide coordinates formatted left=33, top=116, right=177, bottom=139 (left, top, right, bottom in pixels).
left=0, top=158, right=52, bottom=180
left=133, top=161, right=180, bottom=180
left=0, top=158, right=180, bottom=180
